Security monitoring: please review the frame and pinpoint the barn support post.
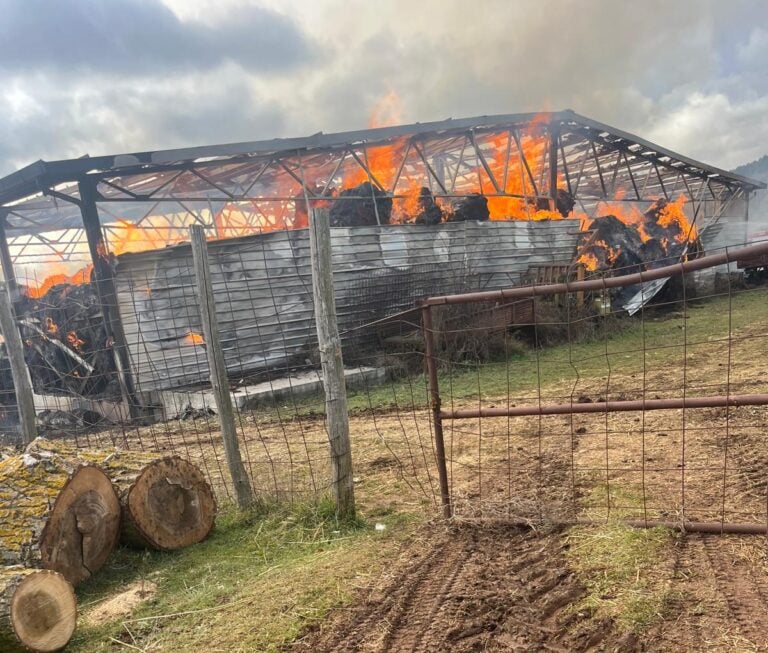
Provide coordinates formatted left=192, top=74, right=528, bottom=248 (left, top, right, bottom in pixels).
left=744, top=190, right=750, bottom=244
left=548, top=122, right=560, bottom=212
left=189, top=225, right=253, bottom=508
left=0, top=281, right=36, bottom=444
left=421, top=304, right=452, bottom=519
left=0, top=215, right=19, bottom=301
left=77, top=179, right=143, bottom=421
left=308, top=207, right=356, bottom=518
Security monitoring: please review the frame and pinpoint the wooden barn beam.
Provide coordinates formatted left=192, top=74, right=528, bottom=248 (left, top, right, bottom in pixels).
left=78, top=179, right=143, bottom=421
left=0, top=214, right=19, bottom=301
left=548, top=123, right=560, bottom=211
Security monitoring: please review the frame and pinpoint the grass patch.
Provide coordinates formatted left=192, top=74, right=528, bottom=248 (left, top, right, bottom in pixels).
left=566, top=522, right=675, bottom=632
left=76, top=287, right=768, bottom=649
left=246, top=288, right=768, bottom=422
left=71, top=500, right=416, bottom=652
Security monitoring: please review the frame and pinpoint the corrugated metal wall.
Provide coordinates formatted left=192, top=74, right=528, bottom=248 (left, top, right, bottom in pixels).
left=115, top=221, right=579, bottom=392
left=694, top=195, right=754, bottom=288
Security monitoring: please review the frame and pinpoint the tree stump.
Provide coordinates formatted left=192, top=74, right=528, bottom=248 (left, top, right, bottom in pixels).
left=27, top=440, right=216, bottom=550
left=0, top=567, right=76, bottom=652
left=0, top=451, right=121, bottom=585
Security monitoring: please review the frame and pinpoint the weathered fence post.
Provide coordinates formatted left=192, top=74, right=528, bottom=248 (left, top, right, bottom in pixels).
left=189, top=226, right=253, bottom=508
left=0, top=281, right=36, bottom=444
left=421, top=304, right=452, bottom=519
left=308, top=207, right=356, bottom=518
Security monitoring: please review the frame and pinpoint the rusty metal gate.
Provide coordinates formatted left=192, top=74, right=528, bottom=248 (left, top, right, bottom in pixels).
left=421, top=241, right=768, bottom=534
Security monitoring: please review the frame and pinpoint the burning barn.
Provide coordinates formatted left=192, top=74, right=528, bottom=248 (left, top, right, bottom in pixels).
left=0, top=110, right=763, bottom=421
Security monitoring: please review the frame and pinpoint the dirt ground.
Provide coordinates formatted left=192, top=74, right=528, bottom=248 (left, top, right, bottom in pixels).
left=291, top=523, right=635, bottom=652
left=83, top=290, right=768, bottom=651
left=284, top=296, right=768, bottom=652
left=290, top=525, right=768, bottom=652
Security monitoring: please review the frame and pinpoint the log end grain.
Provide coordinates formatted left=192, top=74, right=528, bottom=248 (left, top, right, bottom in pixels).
left=1, top=568, right=76, bottom=653
left=125, top=457, right=216, bottom=550
left=40, top=465, right=121, bottom=585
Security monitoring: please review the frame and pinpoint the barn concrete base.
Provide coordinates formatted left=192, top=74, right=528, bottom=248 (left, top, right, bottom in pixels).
left=156, top=366, right=387, bottom=420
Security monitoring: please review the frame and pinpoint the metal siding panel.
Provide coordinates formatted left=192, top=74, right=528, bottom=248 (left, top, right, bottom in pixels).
left=116, top=222, right=579, bottom=391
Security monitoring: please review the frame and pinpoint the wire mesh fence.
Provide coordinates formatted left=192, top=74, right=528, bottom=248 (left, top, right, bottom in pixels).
left=421, top=241, right=768, bottom=530
left=3, top=226, right=767, bottom=532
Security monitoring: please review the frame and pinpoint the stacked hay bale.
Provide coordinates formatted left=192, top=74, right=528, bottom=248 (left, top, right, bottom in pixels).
left=0, top=438, right=216, bottom=651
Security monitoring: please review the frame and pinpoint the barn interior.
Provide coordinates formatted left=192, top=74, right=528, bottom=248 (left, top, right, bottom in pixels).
left=0, top=110, right=763, bottom=429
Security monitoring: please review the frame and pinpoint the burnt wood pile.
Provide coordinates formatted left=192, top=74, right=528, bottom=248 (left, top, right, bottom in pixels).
left=534, top=188, right=577, bottom=218
left=412, top=187, right=444, bottom=225
left=579, top=200, right=703, bottom=273
left=7, top=282, right=119, bottom=400
left=577, top=199, right=704, bottom=310
left=411, top=188, right=491, bottom=224
left=329, top=184, right=498, bottom=226
left=330, top=182, right=393, bottom=226
left=446, top=193, right=490, bottom=222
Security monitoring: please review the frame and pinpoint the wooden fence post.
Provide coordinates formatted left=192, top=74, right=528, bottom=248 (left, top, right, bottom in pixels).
left=189, top=226, right=253, bottom=508
left=0, top=281, right=36, bottom=444
left=308, top=208, right=356, bottom=518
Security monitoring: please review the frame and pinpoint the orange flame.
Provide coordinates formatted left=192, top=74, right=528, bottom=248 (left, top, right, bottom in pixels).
left=66, top=331, right=85, bottom=350
left=345, top=137, right=407, bottom=190
left=577, top=193, right=698, bottom=275
left=44, top=317, right=58, bottom=334
left=658, top=195, right=697, bottom=243
left=109, top=219, right=183, bottom=255
left=577, top=251, right=599, bottom=272
left=183, top=331, right=205, bottom=346
left=394, top=184, right=424, bottom=223
left=480, top=115, right=570, bottom=222
left=25, top=264, right=93, bottom=299
left=592, top=189, right=651, bottom=242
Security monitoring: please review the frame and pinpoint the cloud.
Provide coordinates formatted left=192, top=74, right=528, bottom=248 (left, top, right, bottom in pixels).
left=1, top=0, right=767, bottom=179
left=737, top=26, right=768, bottom=69
left=645, top=92, right=768, bottom=170
left=0, top=0, right=314, bottom=76
left=0, top=64, right=285, bottom=171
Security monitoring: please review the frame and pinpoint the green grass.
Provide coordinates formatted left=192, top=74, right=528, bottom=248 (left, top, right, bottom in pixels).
left=567, top=483, right=677, bottom=631
left=73, top=288, right=768, bottom=649
left=248, top=289, right=768, bottom=421
left=72, top=501, right=416, bottom=652
left=566, top=523, right=675, bottom=632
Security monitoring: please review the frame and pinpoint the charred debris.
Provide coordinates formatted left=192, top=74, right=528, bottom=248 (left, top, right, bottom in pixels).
left=328, top=182, right=575, bottom=226
left=0, top=186, right=703, bottom=419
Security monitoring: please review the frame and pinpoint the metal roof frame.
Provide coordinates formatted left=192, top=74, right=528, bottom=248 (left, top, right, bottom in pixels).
left=0, top=110, right=763, bottom=214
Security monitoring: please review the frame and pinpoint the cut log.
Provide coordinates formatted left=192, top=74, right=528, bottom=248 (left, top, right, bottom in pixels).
left=0, top=451, right=121, bottom=585
left=0, top=567, right=76, bottom=653
left=27, top=439, right=216, bottom=550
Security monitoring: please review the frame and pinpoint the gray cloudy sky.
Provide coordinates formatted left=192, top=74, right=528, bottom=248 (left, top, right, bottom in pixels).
left=1, top=0, right=767, bottom=177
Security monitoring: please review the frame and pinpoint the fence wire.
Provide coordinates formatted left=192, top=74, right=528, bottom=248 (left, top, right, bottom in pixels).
left=422, top=243, right=768, bottom=529
left=3, top=235, right=767, bottom=532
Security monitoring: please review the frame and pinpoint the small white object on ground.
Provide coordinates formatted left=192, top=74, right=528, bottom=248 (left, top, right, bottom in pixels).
left=375, top=523, right=387, bottom=532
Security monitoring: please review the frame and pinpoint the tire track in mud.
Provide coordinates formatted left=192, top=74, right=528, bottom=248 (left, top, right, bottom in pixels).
left=376, top=535, right=469, bottom=653
left=309, top=530, right=457, bottom=652
left=291, top=524, right=630, bottom=653
left=700, top=535, right=768, bottom=649
left=653, top=534, right=768, bottom=651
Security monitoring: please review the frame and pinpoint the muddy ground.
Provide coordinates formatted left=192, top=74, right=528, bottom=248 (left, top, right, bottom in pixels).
left=82, top=289, right=768, bottom=651
left=291, top=524, right=768, bottom=652
left=292, top=524, right=634, bottom=652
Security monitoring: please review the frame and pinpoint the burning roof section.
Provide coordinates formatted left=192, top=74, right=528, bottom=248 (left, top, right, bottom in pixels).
left=0, top=109, right=763, bottom=287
